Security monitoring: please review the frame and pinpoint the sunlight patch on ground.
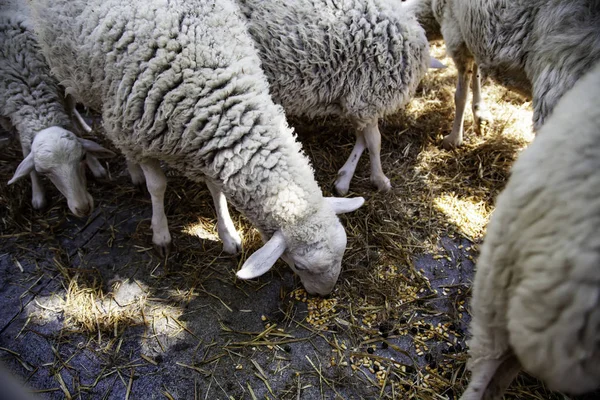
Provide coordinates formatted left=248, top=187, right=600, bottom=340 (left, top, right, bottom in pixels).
left=25, top=277, right=189, bottom=356
left=433, top=193, right=490, bottom=240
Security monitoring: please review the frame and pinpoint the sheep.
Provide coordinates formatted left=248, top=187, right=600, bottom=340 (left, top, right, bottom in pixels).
left=460, top=61, right=600, bottom=400
left=236, top=0, right=444, bottom=195
left=0, top=0, right=115, bottom=216
left=28, top=0, right=365, bottom=296
left=406, top=0, right=600, bottom=149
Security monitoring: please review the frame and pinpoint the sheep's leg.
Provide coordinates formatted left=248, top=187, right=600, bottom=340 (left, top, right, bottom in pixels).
left=363, top=120, right=391, bottom=192
left=334, top=130, right=367, bottom=196
left=140, top=159, right=171, bottom=257
left=85, top=154, right=107, bottom=179
left=471, top=64, right=492, bottom=136
left=127, top=160, right=146, bottom=188
left=443, top=60, right=472, bottom=149
left=460, top=355, right=521, bottom=400
left=66, top=94, right=93, bottom=134
left=30, top=170, right=46, bottom=210
left=205, top=180, right=242, bottom=254
left=20, top=144, right=46, bottom=210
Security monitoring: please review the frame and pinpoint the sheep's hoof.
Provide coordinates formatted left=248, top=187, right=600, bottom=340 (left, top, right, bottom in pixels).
left=154, top=242, right=172, bottom=259
left=221, top=232, right=243, bottom=255
left=333, top=175, right=351, bottom=196
left=371, top=175, right=391, bottom=192
left=31, top=194, right=48, bottom=210
left=442, top=135, right=462, bottom=150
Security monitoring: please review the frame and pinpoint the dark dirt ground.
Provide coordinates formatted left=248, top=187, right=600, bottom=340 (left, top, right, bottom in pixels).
left=0, top=156, right=477, bottom=399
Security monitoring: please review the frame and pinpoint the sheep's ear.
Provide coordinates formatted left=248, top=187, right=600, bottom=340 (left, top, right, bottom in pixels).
left=79, top=138, right=116, bottom=158
left=8, top=153, right=35, bottom=185
left=325, top=197, right=365, bottom=214
left=237, top=231, right=287, bottom=280
left=429, top=57, right=446, bottom=69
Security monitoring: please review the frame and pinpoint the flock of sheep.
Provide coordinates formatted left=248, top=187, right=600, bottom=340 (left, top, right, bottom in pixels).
left=1, top=0, right=599, bottom=398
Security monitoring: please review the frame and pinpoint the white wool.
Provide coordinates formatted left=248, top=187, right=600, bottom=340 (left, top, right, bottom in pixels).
left=237, top=0, right=432, bottom=194
left=461, top=61, right=600, bottom=399
left=28, top=0, right=364, bottom=295
left=408, top=0, right=600, bottom=147
left=0, top=0, right=111, bottom=216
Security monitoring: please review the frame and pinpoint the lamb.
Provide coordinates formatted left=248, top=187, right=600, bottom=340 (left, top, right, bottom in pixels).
left=406, top=0, right=600, bottom=149
left=236, top=0, right=444, bottom=195
left=0, top=0, right=115, bottom=216
left=28, top=0, right=364, bottom=296
left=460, top=61, right=600, bottom=400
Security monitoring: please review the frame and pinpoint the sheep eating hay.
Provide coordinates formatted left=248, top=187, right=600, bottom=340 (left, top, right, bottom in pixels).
left=237, top=0, right=443, bottom=195
left=29, top=0, right=364, bottom=296
left=461, top=61, right=600, bottom=399
left=0, top=0, right=114, bottom=217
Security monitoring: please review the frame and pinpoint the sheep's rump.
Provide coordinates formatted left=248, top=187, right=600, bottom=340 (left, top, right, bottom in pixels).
left=238, top=0, right=429, bottom=123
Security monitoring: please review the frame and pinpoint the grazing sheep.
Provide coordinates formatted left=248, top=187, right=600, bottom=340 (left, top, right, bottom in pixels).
left=406, top=0, right=600, bottom=149
left=236, top=0, right=444, bottom=195
left=0, top=0, right=115, bottom=216
left=461, top=61, right=600, bottom=400
left=29, top=0, right=364, bottom=295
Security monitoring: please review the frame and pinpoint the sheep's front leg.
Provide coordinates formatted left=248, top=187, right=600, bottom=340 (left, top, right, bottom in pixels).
left=443, top=60, right=472, bottom=149
left=127, top=160, right=146, bottom=188
left=334, top=129, right=367, bottom=196
left=85, top=154, right=107, bottom=179
left=21, top=144, right=46, bottom=210
left=471, top=64, right=492, bottom=136
left=460, top=355, right=521, bottom=400
left=30, top=170, right=47, bottom=210
left=140, top=159, right=171, bottom=257
left=205, top=180, right=242, bottom=254
left=363, top=120, right=391, bottom=192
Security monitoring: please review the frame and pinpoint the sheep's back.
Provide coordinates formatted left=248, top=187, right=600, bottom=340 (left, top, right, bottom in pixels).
left=240, top=0, right=429, bottom=124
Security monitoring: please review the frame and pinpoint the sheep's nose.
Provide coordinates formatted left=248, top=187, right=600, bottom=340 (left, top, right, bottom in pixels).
left=75, top=204, right=92, bottom=217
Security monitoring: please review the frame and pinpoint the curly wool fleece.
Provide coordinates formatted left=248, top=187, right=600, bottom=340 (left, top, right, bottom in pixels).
left=30, top=0, right=329, bottom=236
left=236, top=0, right=431, bottom=127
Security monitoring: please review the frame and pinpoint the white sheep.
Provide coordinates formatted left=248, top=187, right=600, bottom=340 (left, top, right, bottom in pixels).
left=461, top=61, right=600, bottom=400
left=406, top=0, right=600, bottom=149
left=236, top=0, right=444, bottom=195
left=28, top=0, right=365, bottom=296
left=1, top=0, right=115, bottom=216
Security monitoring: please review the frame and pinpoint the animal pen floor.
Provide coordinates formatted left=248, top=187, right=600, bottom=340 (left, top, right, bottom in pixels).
left=0, top=43, right=590, bottom=400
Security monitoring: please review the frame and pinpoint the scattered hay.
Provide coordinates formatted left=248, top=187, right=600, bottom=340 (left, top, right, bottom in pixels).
left=1, top=41, right=573, bottom=399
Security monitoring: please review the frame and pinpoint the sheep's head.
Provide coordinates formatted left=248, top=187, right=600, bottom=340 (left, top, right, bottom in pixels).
left=236, top=197, right=364, bottom=296
left=8, top=127, right=115, bottom=217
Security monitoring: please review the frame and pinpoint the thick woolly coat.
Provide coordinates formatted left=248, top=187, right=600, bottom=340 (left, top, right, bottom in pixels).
left=29, top=0, right=345, bottom=249
left=408, top=0, right=600, bottom=129
left=467, top=61, right=600, bottom=396
left=0, top=0, right=71, bottom=153
left=237, top=0, right=430, bottom=128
